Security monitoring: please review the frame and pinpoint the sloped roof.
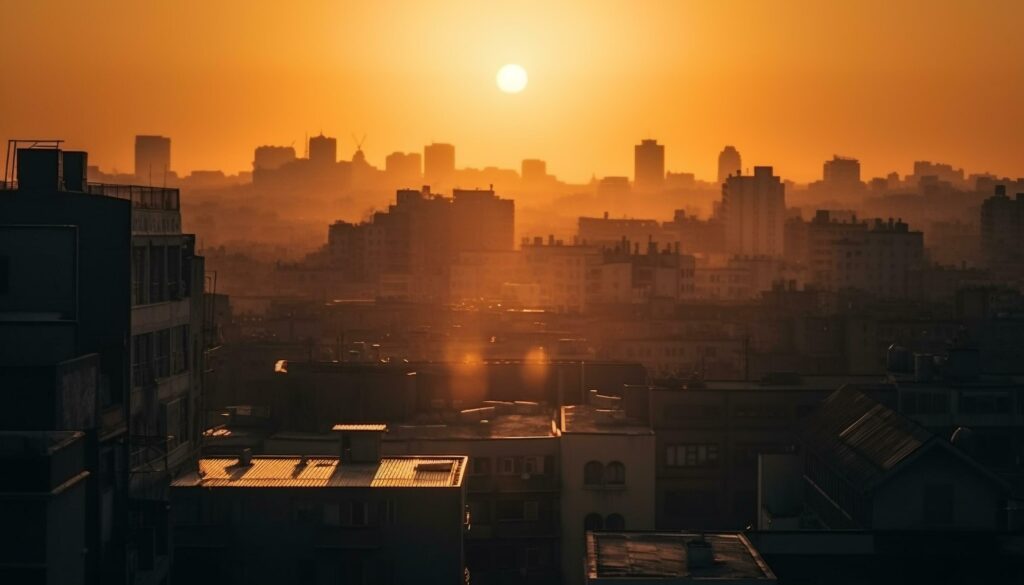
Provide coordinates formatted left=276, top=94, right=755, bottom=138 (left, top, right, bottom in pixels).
left=802, top=387, right=933, bottom=492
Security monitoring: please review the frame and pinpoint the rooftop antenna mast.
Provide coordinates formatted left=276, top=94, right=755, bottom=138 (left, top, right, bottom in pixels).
left=352, top=133, right=367, bottom=153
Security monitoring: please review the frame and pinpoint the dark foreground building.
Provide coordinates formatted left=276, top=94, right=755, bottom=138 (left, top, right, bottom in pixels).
left=171, top=427, right=468, bottom=585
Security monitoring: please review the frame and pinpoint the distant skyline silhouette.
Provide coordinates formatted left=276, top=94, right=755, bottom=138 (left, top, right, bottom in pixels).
left=2, top=1, right=1022, bottom=182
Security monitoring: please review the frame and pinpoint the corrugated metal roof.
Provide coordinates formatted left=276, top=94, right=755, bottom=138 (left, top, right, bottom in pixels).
left=174, top=456, right=464, bottom=489
left=587, top=532, right=776, bottom=581
left=331, top=424, right=388, bottom=432
left=803, top=387, right=931, bottom=492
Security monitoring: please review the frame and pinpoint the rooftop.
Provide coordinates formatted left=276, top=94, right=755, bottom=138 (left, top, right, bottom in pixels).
left=560, top=404, right=653, bottom=435
left=172, top=455, right=466, bottom=489
left=332, top=423, right=388, bottom=433
left=390, top=412, right=558, bottom=441
left=586, top=532, right=776, bottom=583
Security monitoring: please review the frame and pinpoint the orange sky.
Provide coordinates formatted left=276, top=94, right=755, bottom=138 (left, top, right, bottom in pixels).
left=1, top=0, right=1021, bottom=183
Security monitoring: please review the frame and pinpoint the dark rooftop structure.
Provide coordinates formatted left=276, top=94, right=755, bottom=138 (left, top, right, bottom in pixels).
left=802, top=386, right=1000, bottom=493
left=585, top=531, right=776, bottom=584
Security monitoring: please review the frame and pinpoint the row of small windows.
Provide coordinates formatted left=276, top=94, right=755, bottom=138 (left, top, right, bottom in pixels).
left=584, top=461, right=625, bottom=486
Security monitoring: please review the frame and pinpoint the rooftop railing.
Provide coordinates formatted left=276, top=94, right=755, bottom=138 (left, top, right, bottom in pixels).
left=86, top=182, right=180, bottom=210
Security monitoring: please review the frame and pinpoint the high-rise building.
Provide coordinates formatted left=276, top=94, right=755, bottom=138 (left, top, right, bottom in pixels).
left=384, top=151, right=422, bottom=185
left=823, top=155, right=861, bottom=185
left=308, top=133, right=337, bottom=165
left=634, top=139, right=665, bottom=190
left=134, top=135, right=171, bottom=184
left=253, top=145, right=296, bottom=171
left=721, top=166, right=786, bottom=257
left=521, top=158, right=547, bottom=183
left=424, top=143, right=455, bottom=188
left=451, top=188, right=515, bottom=253
left=717, top=145, right=742, bottom=184
left=981, top=185, right=1024, bottom=270
left=1, top=145, right=206, bottom=584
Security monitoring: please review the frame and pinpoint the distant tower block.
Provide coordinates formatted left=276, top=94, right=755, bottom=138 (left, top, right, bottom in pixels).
left=718, top=145, right=741, bottom=185
left=634, top=139, right=665, bottom=190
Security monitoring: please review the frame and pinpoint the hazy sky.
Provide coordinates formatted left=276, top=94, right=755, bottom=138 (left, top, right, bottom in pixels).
left=1, top=0, right=1022, bottom=183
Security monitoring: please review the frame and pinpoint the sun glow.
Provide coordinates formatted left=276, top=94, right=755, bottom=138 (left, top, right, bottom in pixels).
left=496, top=64, right=528, bottom=93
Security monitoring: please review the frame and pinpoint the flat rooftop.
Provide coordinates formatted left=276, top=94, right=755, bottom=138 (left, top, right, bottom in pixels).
left=390, top=413, right=557, bottom=440
left=172, top=455, right=465, bottom=489
left=561, top=405, right=653, bottom=435
left=586, top=532, right=776, bottom=584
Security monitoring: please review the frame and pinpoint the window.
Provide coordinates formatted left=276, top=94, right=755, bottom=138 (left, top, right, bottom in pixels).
left=496, top=500, right=536, bottom=522
left=605, top=513, right=625, bottom=531
left=666, top=444, right=720, bottom=468
left=498, top=457, right=517, bottom=475
left=584, top=461, right=604, bottom=486
left=523, top=456, right=544, bottom=475
left=323, top=503, right=341, bottom=526
left=377, top=500, right=397, bottom=525
left=470, top=457, right=491, bottom=476
left=923, top=484, right=954, bottom=526
left=583, top=513, right=603, bottom=532
left=154, top=329, right=171, bottom=378
left=131, top=247, right=146, bottom=305
left=149, top=245, right=166, bottom=303
left=350, top=501, right=368, bottom=526
left=606, top=461, right=625, bottom=485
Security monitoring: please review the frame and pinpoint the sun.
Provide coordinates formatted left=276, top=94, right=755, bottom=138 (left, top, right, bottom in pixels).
left=496, top=64, right=528, bottom=94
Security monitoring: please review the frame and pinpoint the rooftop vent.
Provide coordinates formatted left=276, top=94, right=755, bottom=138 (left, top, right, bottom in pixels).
left=238, top=448, right=253, bottom=467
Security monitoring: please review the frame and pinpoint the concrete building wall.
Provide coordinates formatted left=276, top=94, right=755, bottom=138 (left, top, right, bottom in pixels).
left=871, top=447, right=1003, bottom=530
left=560, top=432, right=656, bottom=585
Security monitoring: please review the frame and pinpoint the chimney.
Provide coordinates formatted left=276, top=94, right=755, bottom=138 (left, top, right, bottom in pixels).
left=238, top=448, right=253, bottom=467
left=332, top=424, right=387, bottom=463
left=686, top=537, right=714, bottom=570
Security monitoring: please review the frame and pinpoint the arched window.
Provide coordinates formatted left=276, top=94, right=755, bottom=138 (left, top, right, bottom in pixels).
left=606, top=461, right=626, bottom=485
left=584, top=461, right=604, bottom=486
left=605, top=513, right=625, bottom=531
left=584, top=513, right=604, bottom=532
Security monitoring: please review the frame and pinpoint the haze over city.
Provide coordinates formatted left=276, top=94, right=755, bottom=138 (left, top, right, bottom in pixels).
left=2, top=0, right=1023, bottom=182
left=3, top=2, right=1024, bottom=585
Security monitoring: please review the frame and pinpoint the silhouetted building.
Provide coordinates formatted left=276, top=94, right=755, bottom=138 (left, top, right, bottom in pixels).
left=823, top=155, right=861, bottom=186
left=722, top=167, right=786, bottom=257
left=560, top=401, right=655, bottom=585
left=452, top=188, right=515, bottom=252
left=424, top=142, right=456, bottom=188
left=0, top=431, right=90, bottom=585
left=384, top=151, right=422, bottom=185
left=308, top=133, right=337, bottom=165
left=0, top=145, right=205, bottom=585
left=717, top=145, right=742, bottom=184
left=522, top=158, right=548, bottom=183
left=253, top=145, right=296, bottom=171
left=795, top=387, right=1009, bottom=530
left=134, top=135, right=171, bottom=185
left=634, top=139, right=665, bottom=190
left=386, top=407, right=561, bottom=584
left=980, top=185, right=1024, bottom=272
left=171, top=441, right=468, bottom=585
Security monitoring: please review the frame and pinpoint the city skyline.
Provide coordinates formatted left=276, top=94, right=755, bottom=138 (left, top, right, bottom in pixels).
left=2, top=1, right=1023, bottom=182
